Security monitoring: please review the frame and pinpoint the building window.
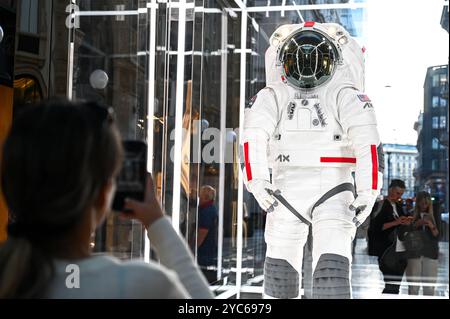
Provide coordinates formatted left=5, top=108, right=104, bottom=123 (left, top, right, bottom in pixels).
left=432, top=138, right=440, bottom=150
left=432, top=96, right=439, bottom=107
left=20, top=0, right=38, bottom=34
left=115, top=4, right=126, bottom=21
left=440, top=73, right=448, bottom=86
left=432, top=74, right=440, bottom=87
left=431, top=159, right=438, bottom=170
left=441, top=98, right=448, bottom=107
left=432, top=116, right=439, bottom=128
left=440, top=116, right=446, bottom=129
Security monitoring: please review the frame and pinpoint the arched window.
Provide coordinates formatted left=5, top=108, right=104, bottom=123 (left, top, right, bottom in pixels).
left=13, top=75, right=43, bottom=117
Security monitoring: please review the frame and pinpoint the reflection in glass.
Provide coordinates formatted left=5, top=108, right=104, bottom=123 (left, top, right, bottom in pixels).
left=69, top=1, right=149, bottom=260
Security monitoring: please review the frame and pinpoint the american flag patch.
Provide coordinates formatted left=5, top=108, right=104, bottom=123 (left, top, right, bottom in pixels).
left=357, top=94, right=371, bottom=102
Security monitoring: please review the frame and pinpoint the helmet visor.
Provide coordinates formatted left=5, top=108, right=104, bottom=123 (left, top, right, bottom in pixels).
left=280, top=30, right=338, bottom=89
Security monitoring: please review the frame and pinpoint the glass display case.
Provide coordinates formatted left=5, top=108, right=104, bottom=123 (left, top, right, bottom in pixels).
left=64, top=0, right=449, bottom=298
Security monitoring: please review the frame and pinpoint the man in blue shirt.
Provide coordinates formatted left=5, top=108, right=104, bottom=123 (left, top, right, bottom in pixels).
left=197, top=185, right=218, bottom=283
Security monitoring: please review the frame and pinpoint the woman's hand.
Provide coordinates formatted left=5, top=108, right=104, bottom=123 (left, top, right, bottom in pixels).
left=425, top=219, right=435, bottom=229
left=119, top=173, right=164, bottom=229
left=398, top=216, right=412, bottom=225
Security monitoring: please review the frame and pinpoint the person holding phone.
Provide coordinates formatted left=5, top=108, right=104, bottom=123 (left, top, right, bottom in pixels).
left=368, top=179, right=411, bottom=295
left=0, top=99, right=213, bottom=299
left=404, top=191, right=440, bottom=296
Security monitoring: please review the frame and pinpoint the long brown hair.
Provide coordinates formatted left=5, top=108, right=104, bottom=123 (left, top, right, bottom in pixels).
left=0, top=99, right=123, bottom=298
left=413, top=191, right=436, bottom=226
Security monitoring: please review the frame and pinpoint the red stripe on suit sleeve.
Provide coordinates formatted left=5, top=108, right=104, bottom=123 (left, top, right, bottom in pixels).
left=371, top=144, right=378, bottom=190
left=244, top=142, right=253, bottom=182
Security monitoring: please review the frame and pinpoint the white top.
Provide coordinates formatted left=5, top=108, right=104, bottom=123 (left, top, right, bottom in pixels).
left=391, top=202, right=399, bottom=218
left=44, top=217, right=213, bottom=299
left=391, top=202, right=406, bottom=252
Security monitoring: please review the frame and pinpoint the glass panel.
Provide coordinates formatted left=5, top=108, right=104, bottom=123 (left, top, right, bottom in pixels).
left=58, top=0, right=448, bottom=298
left=245, top=0, right=364, bottom=9
left=77, top=0, right=139, bottom=11
left=158, top=0, right=196, bottom=241
left=191, top=0, right=242, bottom=296
left=151, top=1, right=169, bottom=214
left=186, top=0, right=204, bottom=276
left=237, top=0, right=450, bottom=299
left=239, top=5, right=369, bottom=297
left=68, top=0, right=149, bottom=260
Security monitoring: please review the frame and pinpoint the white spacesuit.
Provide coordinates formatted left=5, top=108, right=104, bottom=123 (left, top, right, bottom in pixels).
left=242, top=22, right=384, bottom=299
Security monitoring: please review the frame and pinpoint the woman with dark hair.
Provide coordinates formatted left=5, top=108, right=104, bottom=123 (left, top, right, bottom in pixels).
left=404, top=191, right=440, bottom=296
left=0, top=99, right=212, bottom=298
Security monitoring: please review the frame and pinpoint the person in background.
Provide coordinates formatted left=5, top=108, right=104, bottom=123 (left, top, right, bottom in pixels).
left=404, top=191, right=440, bottom=296
left=0, top=99, right=213, bottom=299
left=368, top=179, right=412, bottom=294
left=196, top=185, right=218, bottom=284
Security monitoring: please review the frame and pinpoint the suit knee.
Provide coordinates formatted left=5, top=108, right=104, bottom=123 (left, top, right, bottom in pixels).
left=313, top=254, right=350, bottom=299
left=264, top=257, right=299, bottom=298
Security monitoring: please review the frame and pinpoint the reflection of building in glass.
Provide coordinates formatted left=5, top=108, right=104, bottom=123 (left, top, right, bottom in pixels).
left=414, top=65, right=448, bottom=204
left=382, top=144, right=417, bottom=198
left=70, top=2, right=146, bottom=141
left=9, top=0, right=70, bottom=103
left=4, top=0, right=148, bottom=259
left=1, top=0, right=69, bottom=242
left=440, top=4, right=448, bottom=214
left=248, top=0, right=365, bottom=35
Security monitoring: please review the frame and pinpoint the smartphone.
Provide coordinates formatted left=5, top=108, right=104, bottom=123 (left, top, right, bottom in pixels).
left=112, top=140, right=147, bottom=212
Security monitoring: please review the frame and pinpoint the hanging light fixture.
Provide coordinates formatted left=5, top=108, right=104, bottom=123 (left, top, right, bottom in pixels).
left=89, top=69, right=109, bottom=89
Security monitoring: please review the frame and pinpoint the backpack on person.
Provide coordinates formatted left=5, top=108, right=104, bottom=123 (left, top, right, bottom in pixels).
left=367, top=199, right=384, bottom=256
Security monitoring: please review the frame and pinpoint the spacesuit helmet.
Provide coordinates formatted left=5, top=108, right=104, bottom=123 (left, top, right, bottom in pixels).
left=278, top=27, right=341, bottom=89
